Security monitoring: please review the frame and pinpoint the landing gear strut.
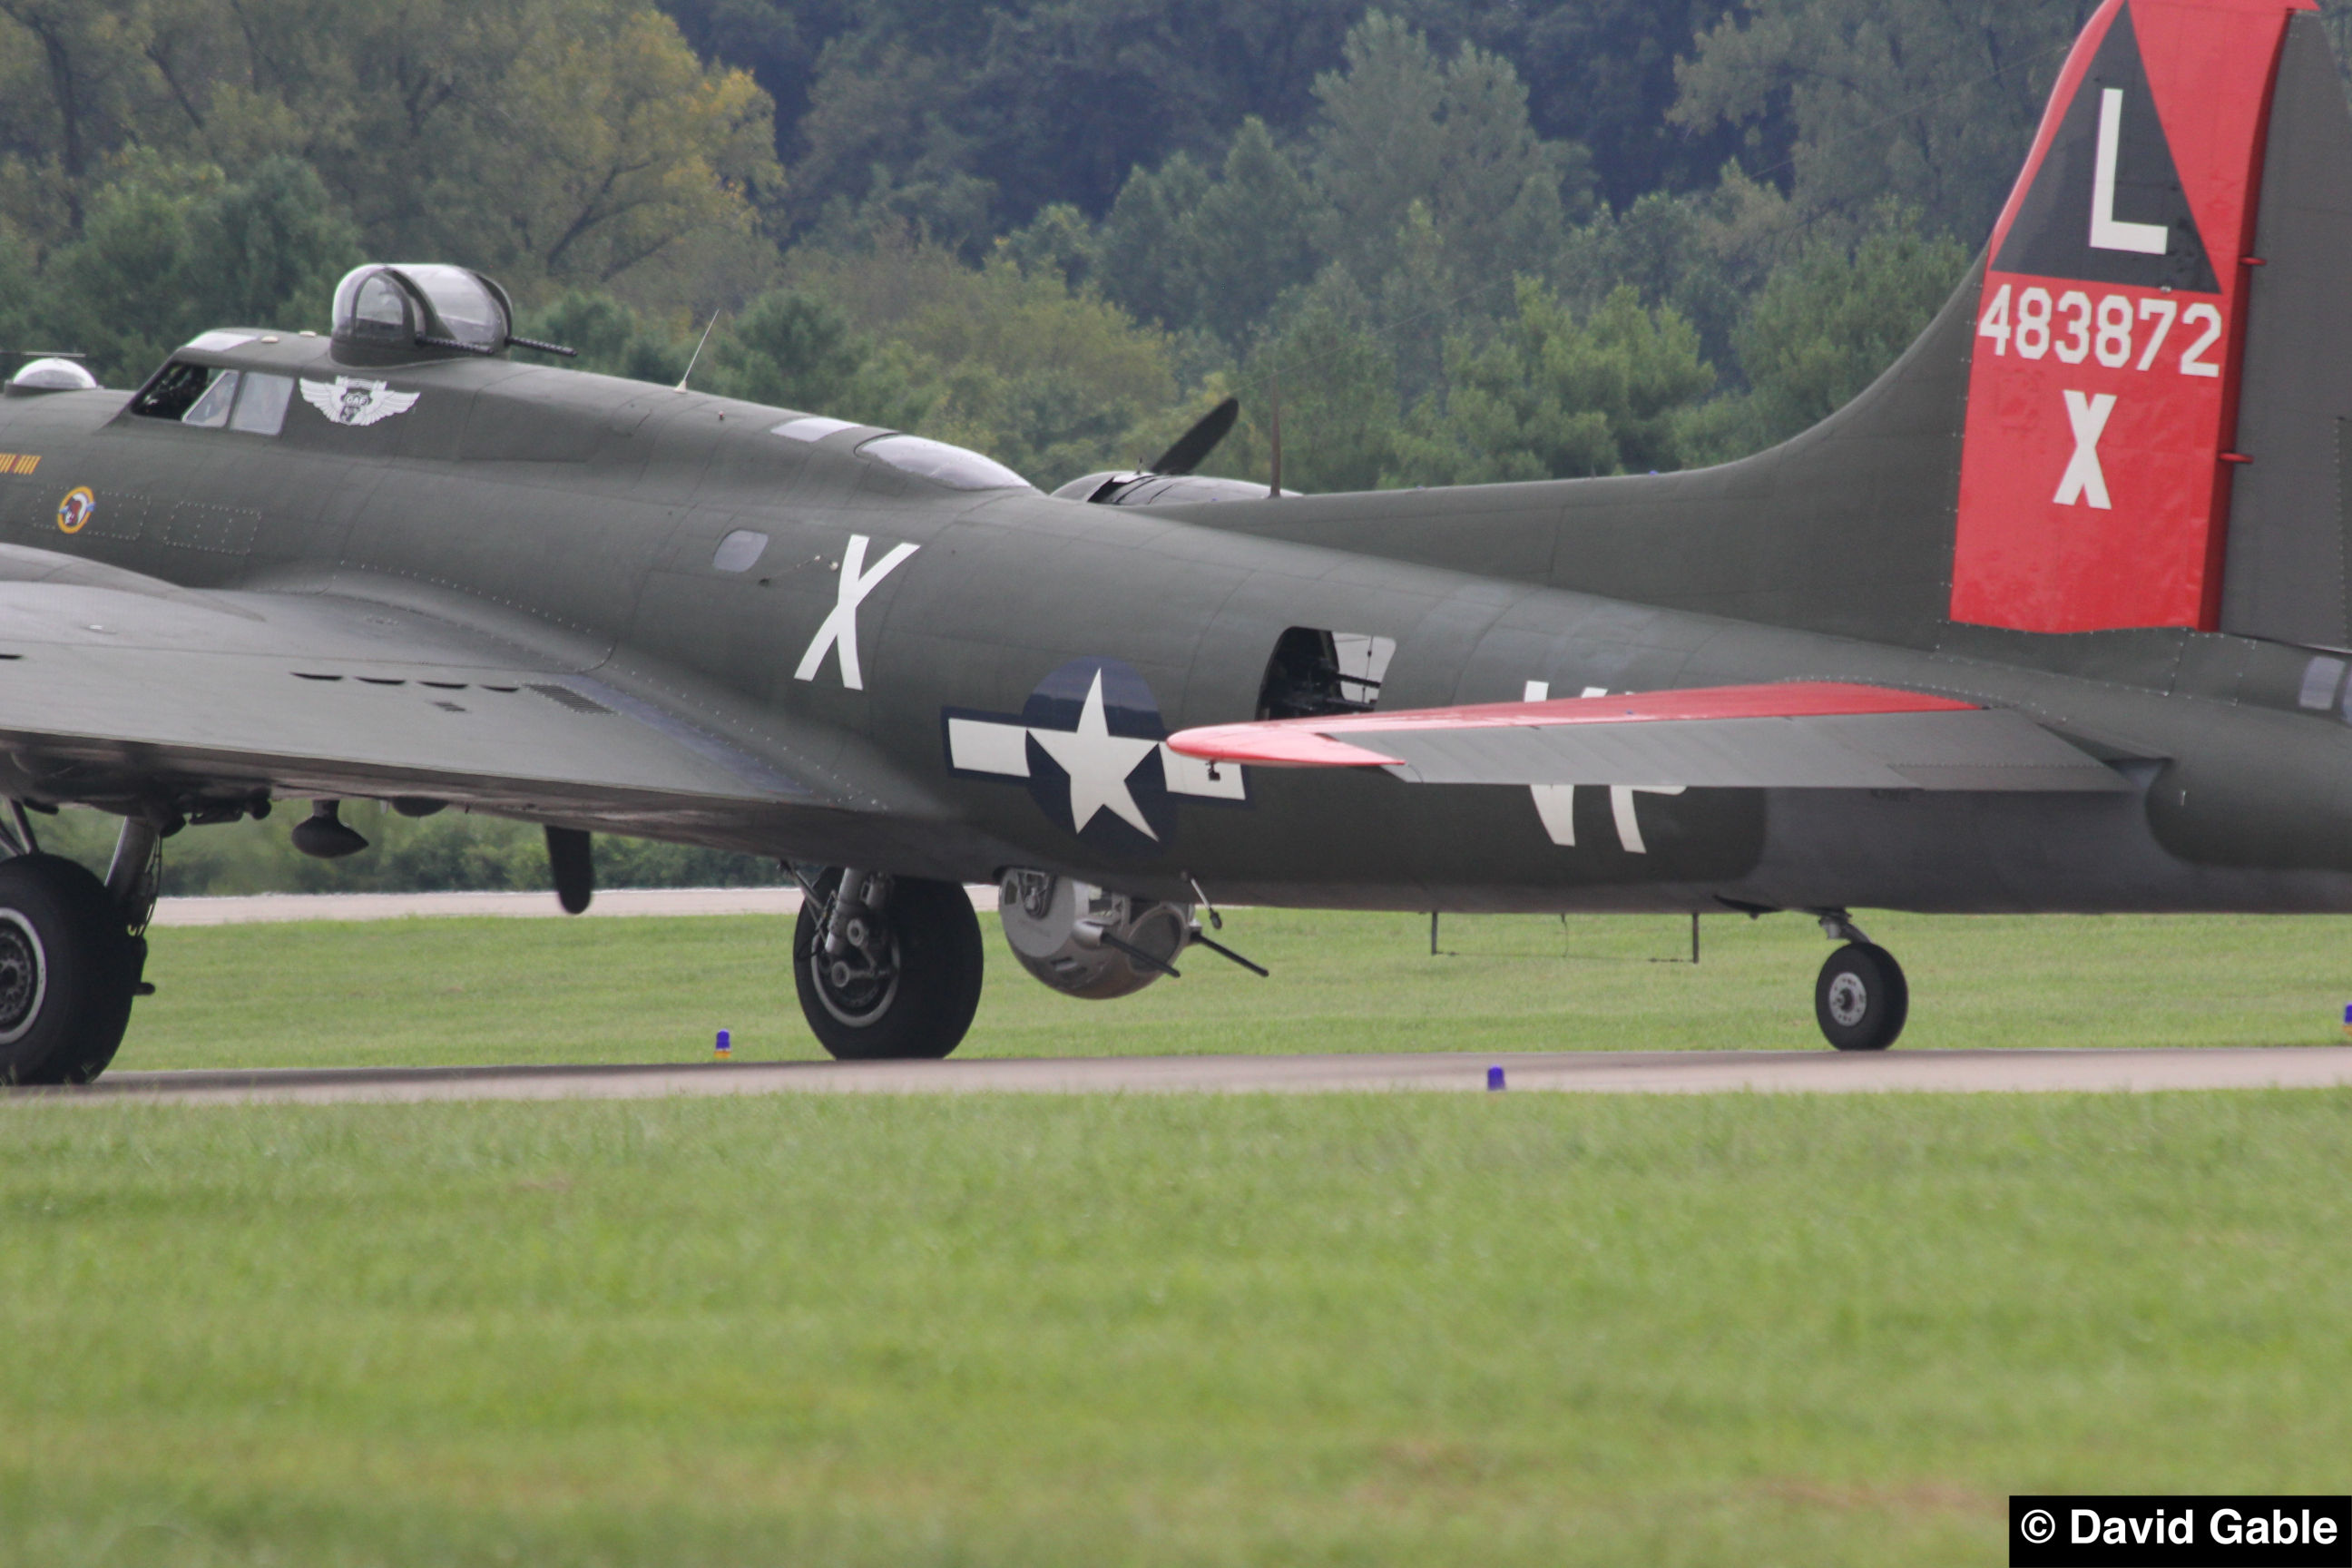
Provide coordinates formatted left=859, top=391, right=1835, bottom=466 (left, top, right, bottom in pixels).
left=1812, top=911, right=1906, bottom=1052
left=791, top=868, right=983, bottom=1060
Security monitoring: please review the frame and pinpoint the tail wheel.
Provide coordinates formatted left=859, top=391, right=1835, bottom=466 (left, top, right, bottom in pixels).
left=792, top=872, right=983, bottom=1061
left=1815, top=942, right=1907, bottom=1052
left=0, top=854, right=142, bottom=1085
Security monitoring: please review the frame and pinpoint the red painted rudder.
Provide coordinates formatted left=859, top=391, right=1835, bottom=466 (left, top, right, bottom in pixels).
left=1948, top=0, right=2309, bottom=633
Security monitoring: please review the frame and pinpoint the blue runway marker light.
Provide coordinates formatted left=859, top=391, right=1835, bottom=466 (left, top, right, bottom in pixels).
left=2343, top=1004, right=2351, bottom=1040
left=1486, top=1065, right=1505, bottom=1092
left=715, top=1028, right=732, bottom=1061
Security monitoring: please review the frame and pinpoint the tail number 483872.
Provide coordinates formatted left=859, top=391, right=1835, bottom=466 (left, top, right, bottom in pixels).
left=1977, top=283, right=2222, bottom=377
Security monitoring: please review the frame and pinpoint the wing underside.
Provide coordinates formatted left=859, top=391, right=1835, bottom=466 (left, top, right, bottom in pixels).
left=0, top=570, right=859, bottom=837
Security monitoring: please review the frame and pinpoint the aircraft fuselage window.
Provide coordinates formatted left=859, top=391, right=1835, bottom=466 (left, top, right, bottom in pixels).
left=130, top=360, right=214, bottom=421
left=1256, top=626, right=1391, bottom=720
left=857, top=433, right=1033, bottom=491
left=230, top=372, right=294, bottom=436
left=711, top=529, right=769, bottom=573
left=772, top=416, right=858, bottom=443
left=181, top=369, right=240, bottom=428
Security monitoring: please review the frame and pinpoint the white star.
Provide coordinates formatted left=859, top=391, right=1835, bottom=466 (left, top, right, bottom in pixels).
left=1028, top=671, right=1161, bottom=839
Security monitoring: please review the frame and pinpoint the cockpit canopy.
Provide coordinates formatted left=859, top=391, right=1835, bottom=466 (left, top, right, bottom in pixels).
left=331, top=264, right=514, bottom=357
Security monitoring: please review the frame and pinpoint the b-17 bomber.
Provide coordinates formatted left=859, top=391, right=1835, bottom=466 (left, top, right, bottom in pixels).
left=2, top=0, right=2349, bottom=1081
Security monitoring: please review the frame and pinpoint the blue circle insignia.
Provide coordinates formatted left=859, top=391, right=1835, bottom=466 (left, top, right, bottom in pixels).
left=1018, top=657, right=1175, bottom=854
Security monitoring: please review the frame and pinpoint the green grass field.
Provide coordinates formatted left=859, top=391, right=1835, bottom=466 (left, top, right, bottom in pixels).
left=113, top=906, right=2352, bottom=1070
left=5, top=1093, right=2349, bottom=1566
left=6, top=909, right=2351, bottom=1565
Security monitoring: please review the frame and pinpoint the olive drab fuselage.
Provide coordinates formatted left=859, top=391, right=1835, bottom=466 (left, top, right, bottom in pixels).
left=5, top=324, right=2352, bottom=920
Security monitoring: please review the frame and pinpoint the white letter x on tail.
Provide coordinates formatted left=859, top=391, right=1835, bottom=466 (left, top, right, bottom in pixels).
left=795, top=534, right=918, bottom=691
left=2054, top=390, right=2116, bottom=510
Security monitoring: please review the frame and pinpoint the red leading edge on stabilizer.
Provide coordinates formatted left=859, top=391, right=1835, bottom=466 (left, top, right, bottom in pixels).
left=1948, top=0, right=2312, bottom=634
left=1166, top=682, right=1980, bottom=769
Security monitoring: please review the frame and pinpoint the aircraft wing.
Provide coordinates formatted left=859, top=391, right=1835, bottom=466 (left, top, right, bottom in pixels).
left=0, top=561, right=872, bottom=836
left=1166, top=682, right=2132, bottom=793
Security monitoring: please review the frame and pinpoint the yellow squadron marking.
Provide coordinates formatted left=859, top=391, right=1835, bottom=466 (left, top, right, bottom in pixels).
left=55, top=486, right=93, bottom=534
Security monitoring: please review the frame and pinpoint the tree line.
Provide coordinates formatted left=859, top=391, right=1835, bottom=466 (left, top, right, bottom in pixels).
left=0, top=0, right=2147, bottom=495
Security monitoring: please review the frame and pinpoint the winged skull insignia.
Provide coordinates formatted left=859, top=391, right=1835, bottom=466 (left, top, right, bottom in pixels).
left=299, top=376, right=421, bottom=427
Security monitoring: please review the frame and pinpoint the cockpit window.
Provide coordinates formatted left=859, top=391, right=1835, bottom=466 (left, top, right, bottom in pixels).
left=230, top=373, right=294, bottom=436
left=857, top=433, right=1032, bottom=491
left=130, top=361, right=214, bottom=421
left=181, top=369, right=240, bottom=428
left=126, top=361, right=293, bottom=434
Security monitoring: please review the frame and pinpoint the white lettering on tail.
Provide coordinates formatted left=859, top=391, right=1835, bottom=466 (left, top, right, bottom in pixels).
left=2055, top=390, right=2117, bottom=508
left=2091, top=89, right=2169, bottom=255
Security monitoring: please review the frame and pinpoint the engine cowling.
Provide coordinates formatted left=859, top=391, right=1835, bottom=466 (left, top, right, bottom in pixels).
left=997, top=871, right=1191, bottom=999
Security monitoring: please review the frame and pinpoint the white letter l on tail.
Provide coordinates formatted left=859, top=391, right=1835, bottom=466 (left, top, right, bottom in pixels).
left=2091, top=88, right=2170, bottom=255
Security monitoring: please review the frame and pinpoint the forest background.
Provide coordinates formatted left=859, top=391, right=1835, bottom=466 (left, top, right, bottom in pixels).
left=8, top=0, right=2348, bottom=894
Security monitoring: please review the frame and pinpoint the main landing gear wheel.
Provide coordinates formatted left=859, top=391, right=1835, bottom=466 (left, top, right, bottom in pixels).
left=1815, top=942, right=1908, bottom=1053
left=0, top=854, right=142, bottom=1086
left=793, top=869, right=984, bottom=1061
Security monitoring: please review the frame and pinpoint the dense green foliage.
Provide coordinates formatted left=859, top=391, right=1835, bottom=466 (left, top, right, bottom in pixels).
left=2, top=0, right=2114, bottom=490
left=38, top=805, right=784, bottom=897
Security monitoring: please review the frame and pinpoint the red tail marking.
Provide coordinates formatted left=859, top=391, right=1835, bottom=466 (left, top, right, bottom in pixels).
left=1949, top=0, right=2309, bottom=633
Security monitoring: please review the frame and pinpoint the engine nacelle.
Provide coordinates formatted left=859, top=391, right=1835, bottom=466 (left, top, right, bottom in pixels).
left=997, top=870, right=1191, bottom=1000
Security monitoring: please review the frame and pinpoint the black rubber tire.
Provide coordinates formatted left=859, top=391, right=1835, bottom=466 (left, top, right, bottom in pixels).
left=793, top=875, right=983, bottom=1061
left=0, top=854, right=142, bottom=1085
left=1814, top=942, right=1908, bottom=1052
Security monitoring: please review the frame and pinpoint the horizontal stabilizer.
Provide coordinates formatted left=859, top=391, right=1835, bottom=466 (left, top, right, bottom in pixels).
left=1166, top=682, right=2130, bottom=792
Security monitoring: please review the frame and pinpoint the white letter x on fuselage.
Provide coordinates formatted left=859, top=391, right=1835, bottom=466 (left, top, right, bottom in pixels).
left=795, top=534, right=919, bottom=691
left=2054, top=390, right=2117, bottom=509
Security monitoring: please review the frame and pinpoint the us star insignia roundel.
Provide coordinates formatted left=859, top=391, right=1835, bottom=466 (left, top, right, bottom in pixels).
left=299, top=376, right=420, bottom=427
left=941, top=656, right=1247, bottom=856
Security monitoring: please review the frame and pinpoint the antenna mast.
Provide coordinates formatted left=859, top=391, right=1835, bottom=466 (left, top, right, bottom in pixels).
left=1267, top=368, right=1283, bottom=498
left=676, top=311, right=721, bottom=392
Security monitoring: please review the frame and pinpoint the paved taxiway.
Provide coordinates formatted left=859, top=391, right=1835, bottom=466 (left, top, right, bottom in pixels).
left=16, top=1047, right=2352, bottom=1103
left=146, top=886, right=1004, bottom=926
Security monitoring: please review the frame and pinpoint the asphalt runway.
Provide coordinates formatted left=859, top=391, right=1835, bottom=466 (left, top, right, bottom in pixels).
left=17, top=1047, right=2352, bottom=1104
left=146, top=886, right=1003, bottom=926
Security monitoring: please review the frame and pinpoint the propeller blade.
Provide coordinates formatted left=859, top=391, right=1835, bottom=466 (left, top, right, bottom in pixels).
left=1149, top=397, right=1240, bottom=475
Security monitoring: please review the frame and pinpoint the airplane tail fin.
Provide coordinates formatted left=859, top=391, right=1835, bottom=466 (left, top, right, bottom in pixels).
left=1950, top=0, right=2333, bottom=639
